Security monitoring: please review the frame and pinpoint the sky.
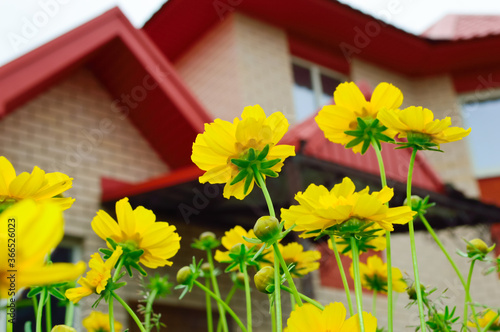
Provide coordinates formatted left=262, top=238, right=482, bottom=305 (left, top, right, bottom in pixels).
left=1, top=0, right=500, bottom=66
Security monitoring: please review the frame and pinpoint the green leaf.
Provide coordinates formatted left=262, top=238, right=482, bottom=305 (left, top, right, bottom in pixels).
left=361, top=139, right=371, bottom=154
left=243, top=173, right=253, bottom=194
left=48, top=288, right=66, bottom=301
left=248, top=148, right=256, bottom=160
left=231, top=158, right=251, bottom=168
left=344, top=130, right=363, bottom=137
left=257, top=144, right=270, bottom=160
left=260, top=169, right=278, bottom=177
left=345, top=137, right=364, bottom=149
left=27, top=287, right=43, bottom=298
left=260, top=158, right=281, bottom=169
left=357, top=117, right=367, bottom=129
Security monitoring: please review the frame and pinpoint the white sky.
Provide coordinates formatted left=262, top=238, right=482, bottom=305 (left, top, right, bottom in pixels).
left=1, top=0, right=500, bottom=66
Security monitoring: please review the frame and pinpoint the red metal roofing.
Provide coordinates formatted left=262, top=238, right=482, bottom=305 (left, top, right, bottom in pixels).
left=423, top=15, right=500, bottom=40
left=0, top=8, right=212, bottom=170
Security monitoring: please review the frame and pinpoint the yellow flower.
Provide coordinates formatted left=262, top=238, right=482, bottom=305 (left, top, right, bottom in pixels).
left=286, top=302, right=377, bottom=332
left=349, top=255, right=407, bottom=293
left=272, top=242, right=321, bottom=278
left=0, top=200, right=85, bottom=299
left=65, top=246, right=123, bottom=303
left=191, top=105, right=295, bottom=200
left=214, top=225, right=264, bottom=264
left=468, top=309, right=500, bottom=330
left=0, top=156, right=74, bottom=210
left=316, top=82, right=402, bottom=153
left=83, top=311, right=123, bottom=332
left=329, top=226, right=386, bottom=258
left=281, top=177, right=416, bottom=235
left=377, top=106, right=471, bottom=148
left=91, top=197, right=181, bottom=269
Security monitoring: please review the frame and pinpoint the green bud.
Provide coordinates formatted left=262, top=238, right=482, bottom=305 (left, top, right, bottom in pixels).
left=254, top=216, right=280, bottom=242
left=404, top=195, right=422, bottom=210
left=254, top=266, right=275, bottom=294
left=467, top=238, right=489, bottom=255
left=407, top=283, right=425, bottom=301
left=51, top=326, right=77, bottom=332
left=200, top=231, right=216, bottom=242
left=176, top=266, right=192, bottom=285
left=230, top=243, right=245, bottom=253
left=236, top=272, right=245, bottom=285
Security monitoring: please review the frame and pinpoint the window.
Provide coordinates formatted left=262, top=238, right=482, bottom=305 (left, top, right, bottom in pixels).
left=291, top=58, right=345, bottom=122
left=461, top=94, right=500, bottom=178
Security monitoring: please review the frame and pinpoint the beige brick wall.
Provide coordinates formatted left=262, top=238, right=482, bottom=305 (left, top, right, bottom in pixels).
left=174, top=13, right=295, bottom=122
left=351, top=59, right=479, bottom=198
left=0, top=68, right=168, bottom=329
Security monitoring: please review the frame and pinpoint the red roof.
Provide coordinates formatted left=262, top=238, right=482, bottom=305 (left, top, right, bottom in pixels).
left=282, top=113, right=444, bottom=193
left=423, top=15, right=500, bottom=40
left=0, top=7, right=212, bottom=170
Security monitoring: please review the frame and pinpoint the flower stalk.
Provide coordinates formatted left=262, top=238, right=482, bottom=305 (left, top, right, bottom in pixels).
left=351, top=236, right=365, bottom=332
left=329, top=235, right=354, bottom=316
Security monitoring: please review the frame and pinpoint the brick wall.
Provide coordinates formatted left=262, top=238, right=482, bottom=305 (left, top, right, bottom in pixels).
left=175, top=13, right=296, bottom=122
left=0, top=68, right=168, bottom=329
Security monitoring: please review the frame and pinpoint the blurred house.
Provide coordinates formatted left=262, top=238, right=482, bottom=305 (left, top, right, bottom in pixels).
left=1, top=1, right=500, bottom=331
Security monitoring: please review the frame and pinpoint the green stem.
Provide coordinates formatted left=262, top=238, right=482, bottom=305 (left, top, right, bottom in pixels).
left=351, top=237, right=365, bottom=332
left=207, top=249, right=228, bottom=332
left=329, top=235, right=354, bottom=316
left=45, top=294, right=52, bottom=332
left=112, top=291, right=147, bottom=332
left=145, top=288, right=159, bottom=332
left=280, top=285, right=324, bottom=310
left=407, top=148, right=427, bottom=332
left=64, top=302, right=74, bottom=327
left=418, top=213, right=480, bottom=330
left=270, top=295, right=277, bottom=332
left=370, top=136, right=394, bottom=332
left=205, top=278, right=213, bottom=332
left=36, top=289, right=47, bottom=332
left=290, top=292, right=296, bottom=311
left=272, top=243, right=303, bottom=306
left=193, top=280, right=248, bottom=332
left=482, top=312, right=500, bottom=332
left=372, top=291, right=377, bottom=317
left=216, top=285, right=237, bottom=332
left=274, top=250, right=282, bottom=332
left=242, top=263, right=253, bottom=332
left=6, top=298, right=13, bottom=332
left=252, top=165, right=275, bottom=217
left=32, top=296, right=38, bottom=320
left=109, top=296, right=115, bottom=332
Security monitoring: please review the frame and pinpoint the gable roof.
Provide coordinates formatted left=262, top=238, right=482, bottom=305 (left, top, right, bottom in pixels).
left=423, top=15, right=500, bottom=40
left=0, top=7, right=212, bottom=170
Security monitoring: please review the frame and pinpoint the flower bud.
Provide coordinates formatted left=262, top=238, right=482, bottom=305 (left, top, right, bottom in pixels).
left=236, top=272, right=245, bottom=285
left=200, top=231, right=216, bottom=242
left=51, top=326, right=77, bottom=332
left=407, top=283, right=425, bottom=300
left=404, top=195, right=422, bottom=211
left=254, top=216, right=280, bottom=242
left=176, top=266, right=192, bottom=285
left=467, top=238, right=489, bottom=254
left=254, top=266, right=275, bottom=294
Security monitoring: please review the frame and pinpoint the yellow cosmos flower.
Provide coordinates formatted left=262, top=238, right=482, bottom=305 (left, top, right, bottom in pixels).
left=377, top=106, right=471, bottom=148
left=0, top=156, right=74, bottom=210
left=329, top=226, right=386, bottom=258
left=281, top=177, right=416, bottom=236
left=315, top=82, right=402, bottom=153
left=270, top=242, right=321, bottom=278
left=83, top=311, right=123, bottom=332
left=468, top=309, right=500, bottom=330
left=286, top=302, right=377, bottom=332
left=0, top=200, right=85, bottom=299
left=214, top=225, right=265, bottom=264
left=51, top=326, right=77, bottom=332
left=349, top=255, right=407, bottom=293
left=91, top=197, right=181, bottom=269
left=65, top=246, right=123, bottom=303
left=191, top=105, right=295, bottom=200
